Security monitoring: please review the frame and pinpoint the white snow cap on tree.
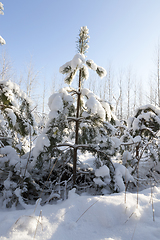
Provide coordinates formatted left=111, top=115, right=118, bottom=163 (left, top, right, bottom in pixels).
left=86, top=59, right=97, bottom=71
left=128, top=104, right=160, bottom=134
left=59, top=53, right=86, bottom=85
left=86, top=60, right=107, bottom=78
left=0, top=36, right=6, bottom=45
left=48, top=93, right=63, bottom=119
left=71, top=53, right=85, bottom=69
left=95, top=165, right=110, bottom=177
left=59, top=53, right=85, bottom=74
left=5, top=108, right=17, bottom=126
left=82, top=88, right=113, bottom=121
left=96, top=66, right=107, bottom=78
left=59, top=26, right=107, bottom=85
left=86, top=95, right=105, bottom=120
left=114, top=163, right=135, bottom=191
left=48, top=87, right=74, bottom=119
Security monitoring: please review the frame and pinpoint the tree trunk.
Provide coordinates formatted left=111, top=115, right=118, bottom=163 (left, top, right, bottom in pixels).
left=73, top=69, right=81, bottom=185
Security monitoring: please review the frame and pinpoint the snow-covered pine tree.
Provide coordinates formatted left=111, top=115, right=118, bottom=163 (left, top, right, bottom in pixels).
left=33, top=26, right=126, bottom=197
left=122, top=104, right=160, bottom=187
left=59, top=26, right=110, bottom=185
left=0, top=2, right=6, bottom=45
left=0, top=79, right=36, bottom=153
left=0, top=79, right=38, bottom=208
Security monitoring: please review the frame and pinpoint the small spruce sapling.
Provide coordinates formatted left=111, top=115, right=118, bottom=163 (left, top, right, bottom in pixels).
left=59, top=26, right=109, bottom=185
left=33, top=26, right=119, bottom=194
left=0, top=80, right=36, bottom=154
left=124, top=104, right=160, bottom=186
left=0, top=79, right=38, bottom=208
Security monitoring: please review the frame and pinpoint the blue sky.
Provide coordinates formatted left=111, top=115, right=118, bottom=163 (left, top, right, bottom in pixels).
left=0, top=0, right=160, bottom=93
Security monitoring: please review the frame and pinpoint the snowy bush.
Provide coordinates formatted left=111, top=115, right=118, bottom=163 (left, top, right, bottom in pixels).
left=0, top=145, right=40, bottom=208
left=0, top=78, right=39, bottom=208
left=116, top=104, right=160, bottom=189
left=0, top=79, right=37, bottom=154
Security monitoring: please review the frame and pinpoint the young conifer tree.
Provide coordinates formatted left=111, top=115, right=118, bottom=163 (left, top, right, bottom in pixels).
left=0, top=79, right=36, bottom=154
left=119, top=104, right=160, bottom=188
left=128, top=104, right=160, bottom=163
left=59, top=26, right=108, bottom=184
left=33, top=26, right=123, bottom=193
left=0, top=78, right=38, bottom=208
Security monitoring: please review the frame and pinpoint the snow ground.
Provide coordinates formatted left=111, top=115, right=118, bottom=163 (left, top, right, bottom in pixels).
left=0, top=186, right=160, bottom=240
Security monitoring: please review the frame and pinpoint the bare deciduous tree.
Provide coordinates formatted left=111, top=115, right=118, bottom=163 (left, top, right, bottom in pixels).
left=0, top=51, right=13, bottom=81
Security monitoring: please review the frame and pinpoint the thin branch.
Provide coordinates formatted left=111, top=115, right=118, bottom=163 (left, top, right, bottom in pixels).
left=67, top=117, right=84, bottom=122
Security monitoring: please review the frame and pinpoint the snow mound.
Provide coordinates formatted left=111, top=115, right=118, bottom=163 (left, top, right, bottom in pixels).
left=10, top=213, right=52, bottom=240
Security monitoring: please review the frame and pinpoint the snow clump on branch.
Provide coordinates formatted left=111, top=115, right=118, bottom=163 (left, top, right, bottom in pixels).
left=0, top=2, right=5, bottom=45
left=48, top=88, right=74, bottom=119
left=0, top=2, right=4, bottom=15
left=59, top=27, right=107, bottom=85
left=82, top=88, right=113, bottom=121
left=0, top=36, right=6, bottom=45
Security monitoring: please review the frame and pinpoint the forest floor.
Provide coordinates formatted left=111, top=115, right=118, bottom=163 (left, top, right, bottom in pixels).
left=0, top=185, right=160, bottom=240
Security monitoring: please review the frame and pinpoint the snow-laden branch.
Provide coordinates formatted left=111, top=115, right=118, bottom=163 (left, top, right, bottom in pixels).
left=0, top=36, right=6, bottom=45
left=0, top=2, right=4, bottom=15
left=67, top=117, right=84, bottom=122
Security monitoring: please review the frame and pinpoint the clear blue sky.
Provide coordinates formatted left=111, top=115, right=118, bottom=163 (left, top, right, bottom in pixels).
left=1, top=0, right=160, bottom=91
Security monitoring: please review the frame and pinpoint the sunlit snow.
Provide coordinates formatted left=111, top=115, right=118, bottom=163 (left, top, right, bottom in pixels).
left=0, top=187, right=160, bottom=240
